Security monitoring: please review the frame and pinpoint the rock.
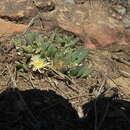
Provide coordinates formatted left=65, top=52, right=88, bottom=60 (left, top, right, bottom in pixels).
left=0, top=0, right=37, bottom=20
left=0, top=0, right=56, bottom=35
left=0, top=0, right=129, bottom=49
left=33, top=0, right=55, bottom=11
left=41, top=0, right=130, bottom=49
left=0, top=18, right=26, bottom=35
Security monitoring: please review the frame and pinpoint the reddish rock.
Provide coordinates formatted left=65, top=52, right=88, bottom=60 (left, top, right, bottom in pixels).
left=0, top=0, right=55, bottom=35
left=0, top=19, right=26, bottom=35
left=82, top=23, right=127, bottom=49
left=0, top=0, right=39, bottom=35
left=41, top=0, right=130, bottom=49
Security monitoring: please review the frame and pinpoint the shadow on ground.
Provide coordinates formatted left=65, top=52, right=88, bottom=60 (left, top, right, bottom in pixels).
left=0, top=88, right=130, bottom=130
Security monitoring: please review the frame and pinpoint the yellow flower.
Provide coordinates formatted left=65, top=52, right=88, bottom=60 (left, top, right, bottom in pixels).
left=30, top=55, right=45, bottom=71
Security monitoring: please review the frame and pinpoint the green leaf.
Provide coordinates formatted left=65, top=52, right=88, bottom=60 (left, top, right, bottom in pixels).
left=12, top=37, right=22, bottom=47
left=64, top=38, right=77, bottom=48
left=16, top=61, right=29, bottom=72
left=77, top=66, right=93, bottom=78
left=69, top=66, right=81, bottom=76
left=26, top=32, right=38, bottom=45
left=40, top=42, right=51, bottom=58
left=48, top=45, right=57, bottom=58
left=35, top=35, right=44, bottom=44
left=73, top=47, right=88, bottom=64
left=22, top=45, right=35, bottom=53
left=63, top=47, right=88, bottom=67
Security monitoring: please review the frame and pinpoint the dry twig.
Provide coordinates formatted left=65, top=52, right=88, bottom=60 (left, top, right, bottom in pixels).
left=23, top=13, right=41, bottom=35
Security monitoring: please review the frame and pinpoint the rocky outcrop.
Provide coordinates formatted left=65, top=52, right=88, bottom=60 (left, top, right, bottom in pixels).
left=0, top=0, right=130, bottom=49
left=40, top=0, right=130, bottom=49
